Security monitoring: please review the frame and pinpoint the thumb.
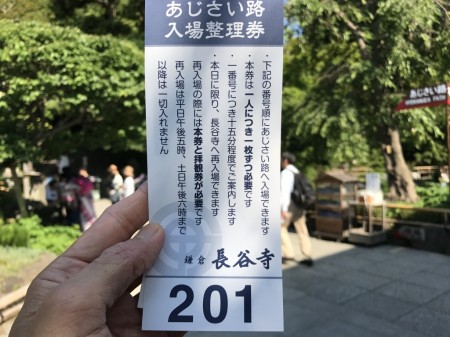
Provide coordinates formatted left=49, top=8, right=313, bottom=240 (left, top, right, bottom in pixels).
left=68, top=223, right=164, bottom=307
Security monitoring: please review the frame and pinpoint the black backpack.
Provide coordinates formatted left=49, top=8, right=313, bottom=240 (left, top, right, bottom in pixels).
left=291, top=171, right=315, bottom=209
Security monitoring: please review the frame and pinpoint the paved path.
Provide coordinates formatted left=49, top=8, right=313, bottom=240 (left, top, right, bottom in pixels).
left=2, top=225, right=450, bottom=336
left=187, top=235, right=450, bottom=337
left=93, top=198, right=112, bottom=219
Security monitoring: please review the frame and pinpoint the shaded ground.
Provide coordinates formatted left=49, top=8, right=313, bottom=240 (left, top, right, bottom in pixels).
left=188, top=236, right=450, bottom=337
left=0, top=198, right=111, bottom=336
left=0, top=248, right=55, bottom=296
left=0, top=249, right=55, bottom=336
left=2, top=235, right=450, bottom=337
left=4, top=199, right=449, bottom=337
left=0, top=197, right=111, bottom=296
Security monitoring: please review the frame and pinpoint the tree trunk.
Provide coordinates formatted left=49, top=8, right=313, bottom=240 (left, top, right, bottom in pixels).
left=383, top=128, right=419, bottom=202
left=98, top=0, right=118, bottom=20
left=106, top=4, right=117, bottom=19
left=10, top=163, right=29, bottom=218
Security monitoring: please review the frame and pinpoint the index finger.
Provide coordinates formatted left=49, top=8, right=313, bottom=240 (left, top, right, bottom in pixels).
left=63, top=182, right=150, bottom=262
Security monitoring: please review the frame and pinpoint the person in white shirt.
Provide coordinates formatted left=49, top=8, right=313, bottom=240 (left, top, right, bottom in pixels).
left=107, top=164, right=123, bottom=204
left=122, top=165, right=135, bottom=199
left=280, top=152, right=313, bottom=266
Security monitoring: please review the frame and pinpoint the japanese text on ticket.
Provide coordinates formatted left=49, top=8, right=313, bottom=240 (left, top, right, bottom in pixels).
left=143, top=0, right=284, bottom=331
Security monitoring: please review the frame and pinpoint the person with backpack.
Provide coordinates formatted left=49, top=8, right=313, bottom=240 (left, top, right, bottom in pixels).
left=280, top=152, right=314, bottom=266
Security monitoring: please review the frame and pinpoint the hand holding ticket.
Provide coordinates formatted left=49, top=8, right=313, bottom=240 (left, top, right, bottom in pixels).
left=7, top=1, right=283, bottom=335
left=10, top=184, right=186, bottom=337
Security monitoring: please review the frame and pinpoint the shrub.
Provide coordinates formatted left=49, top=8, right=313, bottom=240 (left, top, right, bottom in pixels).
left=383, top=183, right=450, bottom=226
left=0, top=224, right=29, bottom=247
left=415, top=182, right=450, bottom=209
left=0, top=215, right=81, bottom=255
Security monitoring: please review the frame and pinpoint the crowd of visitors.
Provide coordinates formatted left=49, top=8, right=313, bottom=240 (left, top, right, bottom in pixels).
left=44, top=166, right=97, bottom=231
left=44, top=163, right=144, bottom=231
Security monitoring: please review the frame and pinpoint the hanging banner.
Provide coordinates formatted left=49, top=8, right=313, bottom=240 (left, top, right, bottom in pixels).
left=142, top=0, right=284, bottom=332
left=395, top=83, right=450, bottom=111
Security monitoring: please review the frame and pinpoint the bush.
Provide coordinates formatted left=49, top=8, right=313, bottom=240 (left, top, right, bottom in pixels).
left=0, top=224, right=29, bottom=247
left=415, top=182, right=450, bottom=208
left=383, top=183, right=450, bottom=225
left=0, top=216, right=81, bottom=255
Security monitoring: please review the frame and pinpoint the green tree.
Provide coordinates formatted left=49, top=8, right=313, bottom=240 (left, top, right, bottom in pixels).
left=282, top=37, right=377, bottom=173
left=285, top=0, right=450, bottom=201
left=0, top=20, right=145, bottom=215
left=49, top=0, right=144, bottom=41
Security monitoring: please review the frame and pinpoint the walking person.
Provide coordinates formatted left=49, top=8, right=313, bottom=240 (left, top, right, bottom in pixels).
left=107, top=164, right=123, bottom=204
left=73, top=168, right=97, bottom=231
left=280, top=152, right=314, bottom=266
left=59, top=166, right=81, bottom=226
left=121, top=165, right=135, bottom=199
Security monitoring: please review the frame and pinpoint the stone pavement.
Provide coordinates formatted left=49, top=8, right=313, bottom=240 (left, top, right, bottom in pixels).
left=93, top=197, right=113, bottom=219
left=2, top=222, right=450, bottom=336
left=187, top=235, right=450, bottom=337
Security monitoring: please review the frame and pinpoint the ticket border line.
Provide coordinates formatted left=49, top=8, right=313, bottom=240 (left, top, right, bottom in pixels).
left=145, top=276, right=282, bottom=280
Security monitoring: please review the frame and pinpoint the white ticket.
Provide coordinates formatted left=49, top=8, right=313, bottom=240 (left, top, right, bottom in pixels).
left=143, top=0, right=284, bottom=331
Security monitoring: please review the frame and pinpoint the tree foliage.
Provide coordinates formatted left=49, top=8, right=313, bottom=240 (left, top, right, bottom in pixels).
left=284, top=0, right=450, bottom=200
left=0, top=0, right=145, bottom=41
left=49, top=0, right=144, bottom=41
left=0, top=0, right=53, bottom=22
left=0, top=19, right=145, bottom=164
left=283, top=38, right=377, bottom=170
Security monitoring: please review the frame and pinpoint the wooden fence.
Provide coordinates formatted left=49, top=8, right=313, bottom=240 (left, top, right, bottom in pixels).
left=354, top=202, right=450, bottom=230
left=0, top=285, right=28, bottom=325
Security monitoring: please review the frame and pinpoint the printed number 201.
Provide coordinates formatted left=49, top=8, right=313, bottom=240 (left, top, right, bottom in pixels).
left=168, top=284, right=252, bottom=324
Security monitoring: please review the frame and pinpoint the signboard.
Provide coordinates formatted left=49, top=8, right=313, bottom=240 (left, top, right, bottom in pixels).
left=141, top=0, right=284, bottom=332
left=395, top=83, right=450, bottom=111
left=365, top=173, right=381, bottom=192
left=395, top=83, right=450, bottom=192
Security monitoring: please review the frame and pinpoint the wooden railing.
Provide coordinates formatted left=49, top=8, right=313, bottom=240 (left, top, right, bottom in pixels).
left=0, top=285, right=28, bottom=325
left=412, top=165, right=448, bottom=181
left=349, top=202, right=450, bottom=230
